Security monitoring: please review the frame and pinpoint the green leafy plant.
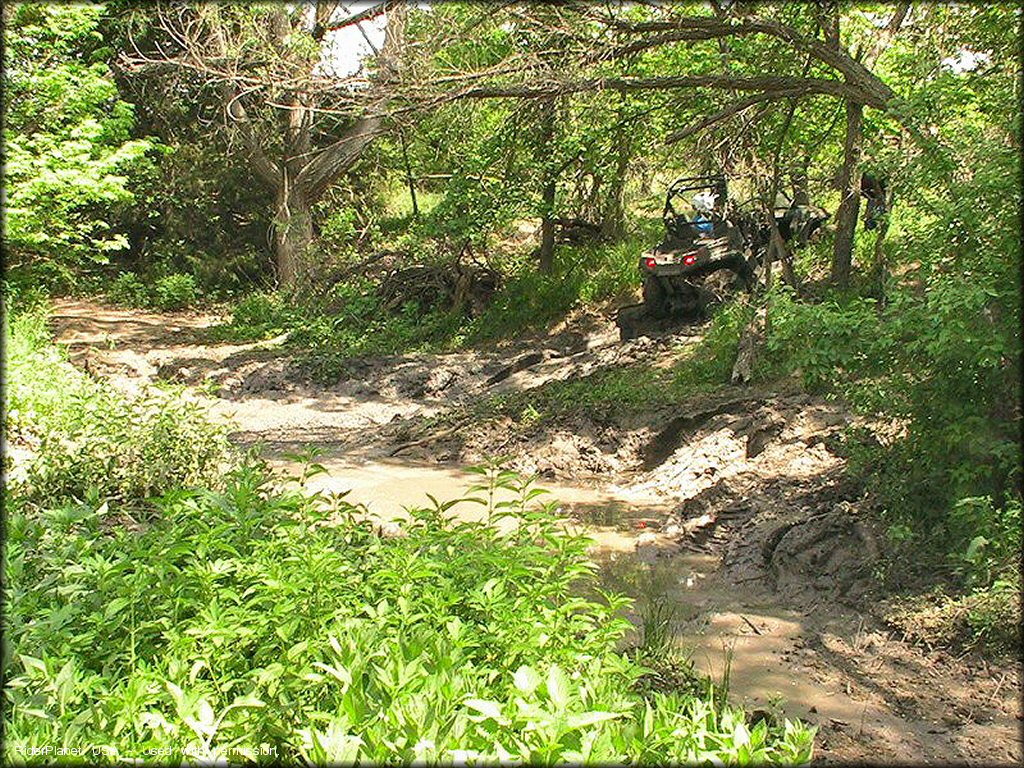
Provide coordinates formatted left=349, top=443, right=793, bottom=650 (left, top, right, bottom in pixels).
left=152, top=273, right=199, bottom=310
left=107, top=272, right=150, bottom=307
left=3, top=319, right=816, bottom=762
left=3, top=4, right=156, bottom=289
left=5, top=307, right=229, bottom=506
left=4, top=455, right=816, bottom=765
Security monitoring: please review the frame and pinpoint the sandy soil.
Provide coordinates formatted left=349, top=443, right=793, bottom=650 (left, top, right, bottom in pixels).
left=49, top=298, right=1022, bottom=765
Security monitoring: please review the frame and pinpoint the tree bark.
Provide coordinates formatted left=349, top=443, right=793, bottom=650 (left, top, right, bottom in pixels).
left=399, top=130, right=419, bottom=218
left=125, top=3, right=408, bottom=289
left=537, top=98, right=558, bottom=273
left=732, top=306, right=767, bottom=385
left=601, top=98, right=633, bottom=239
left=274, top=182, right=314, bottom=287
left=831, top=99, right=863, bottom=288
left=871, top=206, right=890, bottom=306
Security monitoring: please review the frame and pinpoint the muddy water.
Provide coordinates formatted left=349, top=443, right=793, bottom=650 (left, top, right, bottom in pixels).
left=270, top=454, right=667, bottom=546
left=269, top=453, right=990, bottom=750
left=268, top=453, right=829, bottom=721
left=596, top=548, right=868, bottom=723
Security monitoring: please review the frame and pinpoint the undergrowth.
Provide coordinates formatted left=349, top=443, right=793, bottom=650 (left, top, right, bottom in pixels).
left=4, top=308, right=229, bottom=506
left=210, top=228, right=657, bottom=383
left=459, top=297, right=750, bottom=434
left=3, top=307, right=817, bottom=765
left=755, top=266, right=1020, bottom=655
left=107, top=272, right=201, bottom=310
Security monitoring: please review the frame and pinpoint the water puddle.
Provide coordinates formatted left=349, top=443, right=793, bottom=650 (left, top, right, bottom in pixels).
left=269, top=453, right=821, bottom=716
left=271, top=454, right=674, bottom=547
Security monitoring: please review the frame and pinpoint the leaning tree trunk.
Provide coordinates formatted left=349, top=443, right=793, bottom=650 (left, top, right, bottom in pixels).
left=537, top=98, right=558, bottom=273
left=831, top=99, right=863, bottom=288
left=601, top=93, right=633, bottom=240
left=274, top=182, right=314, bottom=288
left=870, top=202, right=890, bottom=306
left=538, top=178, right=557, bottom=273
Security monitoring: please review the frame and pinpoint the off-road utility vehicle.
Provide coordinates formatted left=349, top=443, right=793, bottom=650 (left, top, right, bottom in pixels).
left=617, top=175, right=755, bottom=340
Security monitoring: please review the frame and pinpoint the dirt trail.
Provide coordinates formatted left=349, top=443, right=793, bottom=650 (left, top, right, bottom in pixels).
left=51, top=298, right=1021, bottom=766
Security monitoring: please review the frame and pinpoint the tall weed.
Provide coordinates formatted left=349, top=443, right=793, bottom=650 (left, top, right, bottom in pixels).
left=5, top=308, right=229, bottom=505
left=4, top=461, right=814, bottom=764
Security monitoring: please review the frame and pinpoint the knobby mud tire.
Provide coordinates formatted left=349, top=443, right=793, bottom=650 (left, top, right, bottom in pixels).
left=642, top=276, right=670, bottom=319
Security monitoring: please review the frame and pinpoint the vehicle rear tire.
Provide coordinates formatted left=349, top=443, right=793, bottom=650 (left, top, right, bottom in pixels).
left=672, top=281, right=703, bottom=317
left=616, top=304, right=643, bottom=341
left=642, top=276, right=669, bottom=319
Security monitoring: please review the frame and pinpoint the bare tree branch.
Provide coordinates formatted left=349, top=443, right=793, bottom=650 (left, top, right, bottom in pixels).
left=582, top=11, right=896, bottom=109
left=448, top=74, right=866, bottom=105
left=664, top=93, right=790, bottom=144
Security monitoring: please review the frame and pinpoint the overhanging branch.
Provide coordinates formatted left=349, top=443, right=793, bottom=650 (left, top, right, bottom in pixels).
left=450, top=74, right=866, bottom=105
left=664, top=92, right=790, bottom=144
left=584, top=12, right=896, bottom=109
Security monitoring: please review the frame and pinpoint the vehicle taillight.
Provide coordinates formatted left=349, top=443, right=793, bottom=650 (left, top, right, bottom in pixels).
left=683, top=254, right=697, bottom=266
left=645, top=257, right=657, bottom=269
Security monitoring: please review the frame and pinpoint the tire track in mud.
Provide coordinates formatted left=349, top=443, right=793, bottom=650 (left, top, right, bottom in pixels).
left=50, top=298, right=1022, bottom=766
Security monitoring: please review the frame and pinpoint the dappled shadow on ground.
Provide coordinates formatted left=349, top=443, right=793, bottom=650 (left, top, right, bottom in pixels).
left=51, top=299, right=222, bottom=347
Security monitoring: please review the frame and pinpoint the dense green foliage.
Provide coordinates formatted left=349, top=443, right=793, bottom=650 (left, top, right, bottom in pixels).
left=3, top=5, right=155, bottom=290
left=3, top=0, right=1020, bottom=756
left=753, top=26, right=1022, bottom=598
left=107, top=272, right=201, bottom=310
left=4, top=310, right=228, bottom=505
left=3, top=314, right=814, bottom=764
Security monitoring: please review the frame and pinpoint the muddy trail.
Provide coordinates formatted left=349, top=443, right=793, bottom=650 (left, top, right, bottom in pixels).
left=52, top=298, right=1021, bottom=765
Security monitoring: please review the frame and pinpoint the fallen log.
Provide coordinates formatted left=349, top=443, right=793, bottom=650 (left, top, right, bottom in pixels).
left=388, top=418, right=471, bottom=457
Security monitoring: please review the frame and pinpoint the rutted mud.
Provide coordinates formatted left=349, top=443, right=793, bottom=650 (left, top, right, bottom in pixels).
left=51, top=298, right=1022, bottom=766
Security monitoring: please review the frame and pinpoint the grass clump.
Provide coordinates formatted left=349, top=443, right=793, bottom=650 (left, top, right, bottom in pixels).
left=884, top=577, right=1021, bottom=657
left=671, top=300, right=755, bottom=393
left=462, top=229, right=654, bottom=344
left=5, top=307, right=229, bottom=507
left=486, top=364, right=672, bottom=426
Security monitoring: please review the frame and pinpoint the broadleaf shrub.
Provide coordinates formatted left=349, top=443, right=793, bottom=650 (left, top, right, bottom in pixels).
left=5, top=307, right=229, bottom=505
left=107, top=272, right=149, bottom=307
left=3, top=310, right=816, bottom=764
left=152, top=273, right=199, bottom=310
left=4, top=461, right=816, bottom=765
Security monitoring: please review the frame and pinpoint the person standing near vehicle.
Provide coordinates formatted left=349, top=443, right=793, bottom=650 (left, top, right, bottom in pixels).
left=692, top=189, right=717, bottom=234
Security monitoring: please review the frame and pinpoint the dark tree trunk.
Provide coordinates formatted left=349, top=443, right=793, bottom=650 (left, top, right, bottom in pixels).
left=274, top=181, right=314, bottom=287
left=871, top=212, right=890, bottom=306
left=831, top=99, right=863, bottom=288
left=399, top=130, right=419, bottom=218
left=537, top=98, right=557, bottom=273
left=602, top=97, right=633, bottom=240
left=539, top=179, right=557, bottom=273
